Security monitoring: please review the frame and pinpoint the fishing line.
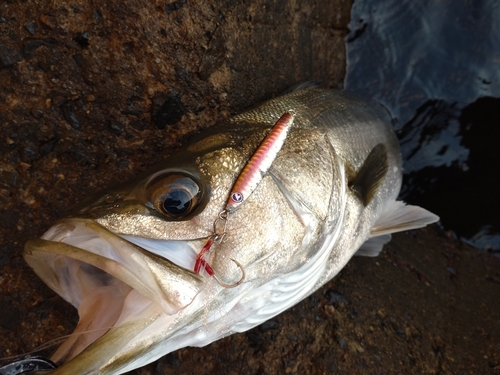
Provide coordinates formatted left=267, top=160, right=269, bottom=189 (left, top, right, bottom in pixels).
left=0, top=326, right=118, bottom=365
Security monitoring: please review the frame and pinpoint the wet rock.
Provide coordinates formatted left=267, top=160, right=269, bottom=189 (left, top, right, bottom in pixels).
left=0, top=211, right=18, bottom=231
left=164, top=353, right=180, bottom=366
left=117, top=159, right=129, bottom=168
left=165, top=0, right=187, bottom=14
left=0, top=45, right=22, bottom=68
left=23, top=38, right=57, bottom=57
left=40, top=137, right=59, bottom=156
left=258, top=319, right=279, bottom=333
left=246, top=332, right=264, bottom=346
left=325, top=289, right=349, bottom=305
left=106, top=120, right=124, bottom=135
left=123, top=108, right=142, bottom=116
left=0, top=302, right=19, bottom=328
left=130, top=120, right=147, bottom=131
left=92, top=10, right=103, bottom=24
left=152, top=91, right=184, bottom=129
left=39, top=13, right=56, bottom=29
left=62, top=101, right=82, bottom=130
left=20, top=143, right=39, bottom=163
left=0, top=170, right=19, bottom=188
left=72, top=150, right=97, bottom=168
left=30, top=108, right=44, bottom=119
left=25, top=21, right=36, bottom=35
left=198, top=28, right=226, bottom=81
left=74, top=31, right=90, bottom=47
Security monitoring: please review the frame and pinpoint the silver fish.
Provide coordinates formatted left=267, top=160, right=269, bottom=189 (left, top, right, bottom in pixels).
left=23, top=89, right=438, bottom=374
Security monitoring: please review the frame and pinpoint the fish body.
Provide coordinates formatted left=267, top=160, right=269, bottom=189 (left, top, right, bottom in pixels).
left=23, top=89, right=438, bottom=374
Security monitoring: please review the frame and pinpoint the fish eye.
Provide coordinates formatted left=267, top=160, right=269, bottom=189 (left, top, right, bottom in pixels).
left=146, top=174, right=203, bottom=220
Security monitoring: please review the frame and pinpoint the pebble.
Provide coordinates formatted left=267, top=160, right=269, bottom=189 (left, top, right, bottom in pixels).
left=74, top=31, right=90, bottom=47
left=325, top=289, right=349, bottom=305
left=31, top=108, right=44, bottom=119
left=25, top=21, right=36, bottom=35
left=153, top=91, right=184, bottom=129
left=62, top=102, right=82, bottom=130
left=0, top=45, right=22, bottom=68
left=258, top=319, right=279, bottom=333
left=39, top=13, right=56, bottom=29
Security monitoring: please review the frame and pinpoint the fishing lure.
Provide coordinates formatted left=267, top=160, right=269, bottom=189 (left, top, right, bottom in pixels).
left=195, top=110, right=296, bottom=287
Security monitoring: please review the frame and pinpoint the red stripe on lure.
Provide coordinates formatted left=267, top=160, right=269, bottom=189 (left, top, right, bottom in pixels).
left=194, top=110, right=295, bottom=288
left=226, top=110, right=296, bottom=213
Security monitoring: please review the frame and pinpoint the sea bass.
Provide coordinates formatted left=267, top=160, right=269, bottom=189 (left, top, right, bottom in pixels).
left=23, top=89, right=438, bottom=374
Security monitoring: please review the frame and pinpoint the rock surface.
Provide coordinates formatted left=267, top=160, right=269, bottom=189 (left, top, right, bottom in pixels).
left=1, top=1, right=499, bottom=374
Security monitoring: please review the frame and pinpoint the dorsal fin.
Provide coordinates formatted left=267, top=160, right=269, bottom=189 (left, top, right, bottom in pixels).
left=350, top=144, right=389, bottom=206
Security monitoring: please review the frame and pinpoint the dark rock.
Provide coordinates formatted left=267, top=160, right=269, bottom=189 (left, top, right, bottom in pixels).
left=0, top=45, right=22, bottom=68
left=92, top=10, right=103, bottom=24
left=0, top=170, right=19, bottom=188
left=37, top=60, right=51, bottom=72
left=338, top=338, right=347, bottom=348
left=62, top=101, right=82, bottom=130
left=165, top=0, right=187, bottom=14
left=25, top=21, right=36, bottom=35
left=20, top=143, right=39, bottom=163
left=122, top=42, right=134, bottom=54
left=0, top=302, right=19, bottom=329
left=74, top=31, right=90, bottom=47
left=325, top=289, right=349, bottom=305
left=30, top=108, right=44, bottom=119
left=72, top=150, right=97, bottom=168
left=258, top=319, right=279, bottom=333
left=164, top=352, right=180, bottom=366
left=0, top=211, right=18, bottom=231
left=40, top=137, right=59, bottom=156
left=106, top=120, right=124, bottom=134
left=446, top=266, right=457, bottom=275
left=246, top=332, right=264, bottom=346
left=123, top=108, right=142, bottom=116
left=152, top=91, right=184, bottom=129
left=197, top=28, right=226, bottom=81
left=23, top=38, right=57, bottom=57
left=39, top=13, right=56, bottom=29
left=130, top=120, right=146, bottom=131
left=72, top=53, right=85, bottom=69
left=117, top=159, right=129, bottom=168
left=23, top=39, right=45, bottom=56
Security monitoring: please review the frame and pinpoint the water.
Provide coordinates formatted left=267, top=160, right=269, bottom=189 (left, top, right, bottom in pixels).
left=344, top=0, right=500, bottom=254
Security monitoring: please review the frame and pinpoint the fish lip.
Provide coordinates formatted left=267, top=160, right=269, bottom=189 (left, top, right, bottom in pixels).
left=23, top=218, right=205, bottom=365
left=29, top=218, right=204, bottom=309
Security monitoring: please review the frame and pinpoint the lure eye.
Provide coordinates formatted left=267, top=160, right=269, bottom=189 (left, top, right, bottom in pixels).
left=146, top=174, right=202, bottom=219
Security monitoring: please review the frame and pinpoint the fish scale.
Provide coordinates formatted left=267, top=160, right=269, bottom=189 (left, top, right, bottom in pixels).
left=20, top=88, right=438, bottom=374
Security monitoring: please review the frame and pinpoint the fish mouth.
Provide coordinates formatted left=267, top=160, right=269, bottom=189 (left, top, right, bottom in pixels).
left=24, top=218, right=205, bottom=370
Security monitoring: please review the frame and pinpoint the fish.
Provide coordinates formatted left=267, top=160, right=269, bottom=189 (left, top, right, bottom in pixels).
left=22, top=88, right=438, bottom=374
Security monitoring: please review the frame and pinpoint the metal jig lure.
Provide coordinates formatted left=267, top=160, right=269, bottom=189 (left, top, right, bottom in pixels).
left=195, top=110, right=296, bottom=288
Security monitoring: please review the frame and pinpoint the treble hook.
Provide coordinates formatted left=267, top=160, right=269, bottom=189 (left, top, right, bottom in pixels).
left=193, top=111, right=296, bottom=288
left=212, top=258, right=246, bottom=288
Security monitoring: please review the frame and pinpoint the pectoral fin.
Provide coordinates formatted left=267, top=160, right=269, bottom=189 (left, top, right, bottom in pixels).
left=356, top=200, right=440, bottom=257
left=369, top=200, right=440, bottom=237
left=355, top=234, right=392, bottom=257
left=350, top=144, right=389, bottom=206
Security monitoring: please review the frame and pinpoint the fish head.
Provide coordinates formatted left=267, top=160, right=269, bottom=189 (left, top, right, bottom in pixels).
left=23, top=118, right=340, bottom=374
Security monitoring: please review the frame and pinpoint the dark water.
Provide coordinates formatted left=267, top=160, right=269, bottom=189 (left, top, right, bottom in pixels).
left=345, top=0, right=500, bottom=254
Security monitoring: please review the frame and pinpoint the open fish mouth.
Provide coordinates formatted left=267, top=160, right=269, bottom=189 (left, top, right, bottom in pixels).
left=24, top=218, right=205, bottom=368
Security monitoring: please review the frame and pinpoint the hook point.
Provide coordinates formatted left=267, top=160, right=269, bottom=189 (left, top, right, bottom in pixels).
left=213, top=258, right=245, bottom=288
